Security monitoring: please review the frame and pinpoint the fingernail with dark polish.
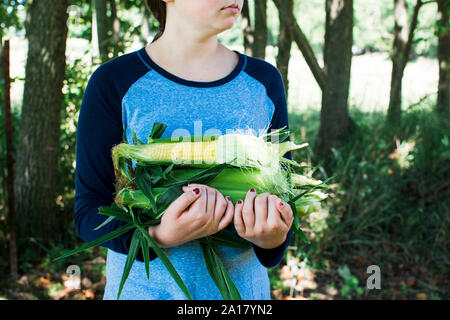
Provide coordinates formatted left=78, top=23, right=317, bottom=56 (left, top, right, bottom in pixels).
left=279, top=201, right=284, bottom=206
left=237, top=200, right=243, bottom=204
left=226, top=196, right=231, bottom=202
left=250, top=188, right=255, bottom=193
left=193, top=188, right=200, bottom=195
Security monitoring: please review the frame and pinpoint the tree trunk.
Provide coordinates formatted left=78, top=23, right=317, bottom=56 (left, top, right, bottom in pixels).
left=3, top=40, right=18, bottom=279
left=315, top=0, right=354, bottom=163
left=242, top=0, right=254, bottom=56
left=109, top=0, right=120, bottom=58
left=388, top=0, right=409, bottom=126
left=14, top=0, right=70, bottom=255
left=387, top=0, right=423, bottom=127
left=436, top=0, right=450, bottom=115
left=0, top=34, right=3, bottom=84
left=253, top=0, right=267, bottom=59
left=276, top=0, right=294, bottom=102
left=94, top=0, right=109, bottom=62
left=92, top=0, right=99, bottom=61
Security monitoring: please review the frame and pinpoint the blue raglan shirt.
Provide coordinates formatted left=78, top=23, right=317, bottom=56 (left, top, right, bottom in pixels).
left=74, top=46, right=293, bottom=299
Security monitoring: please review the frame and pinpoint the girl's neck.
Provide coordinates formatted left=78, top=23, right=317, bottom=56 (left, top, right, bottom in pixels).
left=147, top=9, right=229, bottom=67
left=148, top=25, right=224, bottom=65
left=144, top=9, right=239, bottom=83
left=145, top=32, right=239, bottom=83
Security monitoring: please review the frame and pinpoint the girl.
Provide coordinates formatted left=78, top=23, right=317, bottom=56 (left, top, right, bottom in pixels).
left=74, top=0, right=294, bottom=300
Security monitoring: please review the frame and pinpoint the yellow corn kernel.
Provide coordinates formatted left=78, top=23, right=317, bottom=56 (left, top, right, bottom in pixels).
left=143, top=140, right=217, bottom=164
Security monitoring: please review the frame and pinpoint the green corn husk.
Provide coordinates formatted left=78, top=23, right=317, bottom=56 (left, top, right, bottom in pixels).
left=111, top=126, right=309, bottom=194
left=115, top=167, right=329, bottom=220
left=58, top=123, right=330, bottom=301
left=116, top=187, right=326, bottom=219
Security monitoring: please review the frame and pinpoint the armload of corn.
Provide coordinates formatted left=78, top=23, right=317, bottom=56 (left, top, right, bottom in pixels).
left=57, top=123, right=331, bottom=300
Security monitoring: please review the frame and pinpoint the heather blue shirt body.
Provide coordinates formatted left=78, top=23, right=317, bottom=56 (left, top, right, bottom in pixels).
left=74, top=47, right=292, bottom=300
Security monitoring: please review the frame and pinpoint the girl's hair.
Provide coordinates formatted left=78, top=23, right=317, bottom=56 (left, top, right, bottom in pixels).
left=145, top=0, right=167, bottom=43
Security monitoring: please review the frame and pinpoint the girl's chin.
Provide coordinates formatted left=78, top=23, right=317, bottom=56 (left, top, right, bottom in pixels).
left=218, top=24, right=236, bottom=32
left=220, top=17, right=238, bottom=27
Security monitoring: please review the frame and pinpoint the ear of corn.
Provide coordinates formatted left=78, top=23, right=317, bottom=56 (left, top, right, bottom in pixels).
left=112, top=127, right=328, bottom=220
left=115, top=165, right=328, bottom=220
left=63, top=123, right=330, bottom=301
left=112, top=129, right=310, bottom=202
left=112, top=129, right=308, bottom=175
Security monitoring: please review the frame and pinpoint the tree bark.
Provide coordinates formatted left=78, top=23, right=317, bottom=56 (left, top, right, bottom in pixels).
left=0, top=34, right=3, bottom=84
left=436, top=0, right=450, bottom=115
left=92, top=0, right=99, bottom=61
left=253, top=0, right=267, bottom=59
left=14, top=0, right=70, bottom=254
left=94, top=0, right=109, bottom=62
left=387, top=0, right=423, bottom=127
left=109, top=0, right=120, bottom=58
left=242, top=0, right=254, bottom=56
left=276, top=0, right=294, bottom=102
left=3, top=40, right=18, bottom=279
left=315, top=0, right=354, bottom=163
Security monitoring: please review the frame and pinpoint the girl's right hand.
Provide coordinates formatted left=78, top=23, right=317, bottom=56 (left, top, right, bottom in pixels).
left=147, top=185, right=234, bottom=248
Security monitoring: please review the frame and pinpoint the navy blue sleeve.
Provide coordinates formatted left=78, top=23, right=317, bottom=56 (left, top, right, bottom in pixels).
left=244, top=57, right=293, bottom=268
left=74, top=53, right=156, bottom=262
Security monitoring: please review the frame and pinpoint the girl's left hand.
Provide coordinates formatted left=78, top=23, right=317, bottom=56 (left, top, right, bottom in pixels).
left=234, top=190, right=294, bottom=249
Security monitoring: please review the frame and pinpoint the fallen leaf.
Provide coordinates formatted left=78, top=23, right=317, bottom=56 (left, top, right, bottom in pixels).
left=312, top=293, right=328, bottom=300
left=18, top=276, right=29, bottom=287
left=271, top=289, right=283, bottom=300
left=280, top=265, right=293, bottom=280
left=356, top=256, right=370, bottom=265
left=54, top=288, right=74, bottom=300
left=406, top=277, right=415, bottom=288
left=82, top=289, right=95, bottom=299
left=39, top=277, right=50, bottom=285
left=284, top=296, right=308, bottom=300
left=326, top=286, right=338, bottom=296
left=296, top=279, right=317, bottom=291
left=81, top=277, right=93, bottom=289
left=416, top=293, right=427, bottom=300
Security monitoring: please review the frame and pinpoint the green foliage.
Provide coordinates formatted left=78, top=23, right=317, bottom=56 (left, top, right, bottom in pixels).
left=35, top=242, right=72, bottom=275
left=292, top=0, right=439, bottom=56
left=67, top=0, right=93, bottom=40
left=325, top=106, right=449, bottom=266
left=412, top=1, right=441, bottom=57
left=0, top=0, right=25, bottom=37
left=337, top=265, right=364, bottom=298
left=275, top=103, right=449, bottom=299
left=58, top=58, right=93, bottom=231
left=1, top=0, right=447, bottom=300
